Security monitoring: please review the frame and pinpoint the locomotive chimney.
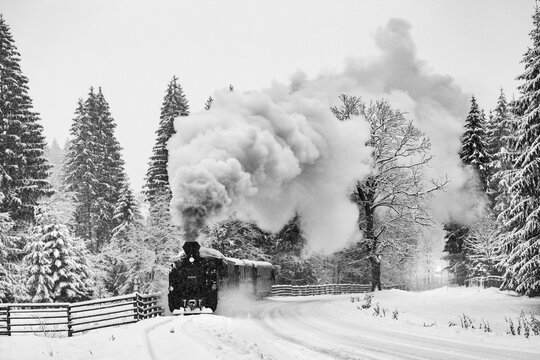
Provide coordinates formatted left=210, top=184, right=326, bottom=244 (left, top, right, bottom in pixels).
left=182, top=241, right=201, bottom=259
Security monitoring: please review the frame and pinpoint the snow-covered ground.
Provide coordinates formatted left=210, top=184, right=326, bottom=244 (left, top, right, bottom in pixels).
left=1, top=287, right=539, bottom=359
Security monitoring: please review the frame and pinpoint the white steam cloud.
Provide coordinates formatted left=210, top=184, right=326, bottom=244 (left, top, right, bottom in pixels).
left=168, top=90, right=372, bottom=251
left=168, top=18, right=475, bottom=252
left=286, top=18, right=475, bottom=224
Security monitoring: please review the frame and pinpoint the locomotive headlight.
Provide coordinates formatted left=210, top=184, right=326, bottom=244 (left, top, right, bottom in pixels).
left=169, top=286, right=174, bottom=291
left=189, top=256, right=194, bottom=263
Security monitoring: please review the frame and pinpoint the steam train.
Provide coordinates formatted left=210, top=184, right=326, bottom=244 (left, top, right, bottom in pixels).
left=168, top=241, right=275, bottom=314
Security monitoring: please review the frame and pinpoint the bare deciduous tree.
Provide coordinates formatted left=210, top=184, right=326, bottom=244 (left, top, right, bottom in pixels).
left=333, top=95, right=447, bottom=291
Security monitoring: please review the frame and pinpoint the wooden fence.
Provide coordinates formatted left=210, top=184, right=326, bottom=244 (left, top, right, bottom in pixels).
left=466, top=276, right=503, bottom=288
left=269, top=283, right=406, bottom=297
left=0, top=292, right=162, bottom=337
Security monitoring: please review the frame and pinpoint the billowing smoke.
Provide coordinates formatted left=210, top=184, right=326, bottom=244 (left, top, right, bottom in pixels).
left=287, top=18, right=476, bottom=225
left=169, top=18, right=476, bottom=252
left=168, top=90, right=372, bottom=251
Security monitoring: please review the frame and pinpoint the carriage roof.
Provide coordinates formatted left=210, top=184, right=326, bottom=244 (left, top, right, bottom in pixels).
left=176, top=246, right=273, bottom=268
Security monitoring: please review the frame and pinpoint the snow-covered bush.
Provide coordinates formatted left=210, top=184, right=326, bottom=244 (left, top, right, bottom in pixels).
left=97, top=196, right=182, bottom=296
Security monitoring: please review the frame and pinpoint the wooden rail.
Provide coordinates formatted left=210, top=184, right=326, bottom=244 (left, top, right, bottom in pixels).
left=465, top=276, right=503, bottom=288
left=269, top=283, right=406, bottom=297
left=0, top=292, right=163, bottom=337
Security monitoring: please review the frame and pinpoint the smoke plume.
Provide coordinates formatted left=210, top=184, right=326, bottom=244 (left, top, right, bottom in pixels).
left=169, top=18, right=475, bottom=251
left=168, top=89, right=372, bottom=251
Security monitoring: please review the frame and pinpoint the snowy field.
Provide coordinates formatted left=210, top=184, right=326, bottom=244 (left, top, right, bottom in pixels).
left=1, top=287, right=539, bottom=360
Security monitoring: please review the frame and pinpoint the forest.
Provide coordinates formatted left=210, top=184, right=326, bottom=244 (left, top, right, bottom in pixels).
left=1, top=5, right=539, bottom=305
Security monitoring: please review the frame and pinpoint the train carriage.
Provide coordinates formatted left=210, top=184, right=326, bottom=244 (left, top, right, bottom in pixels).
left=168, top=241, right=275, bottom=314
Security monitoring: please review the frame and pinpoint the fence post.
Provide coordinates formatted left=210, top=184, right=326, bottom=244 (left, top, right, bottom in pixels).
left=66, top=304, right=72, bottom=337
left=133, top=293, right=140, bottom=321
left=6, top=306, right=11, bottom=336
left=136, top=293, right=143, bottom=321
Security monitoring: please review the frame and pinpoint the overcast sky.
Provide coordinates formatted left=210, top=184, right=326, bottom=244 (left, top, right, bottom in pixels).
left=0, top=0, right=533, bottom=191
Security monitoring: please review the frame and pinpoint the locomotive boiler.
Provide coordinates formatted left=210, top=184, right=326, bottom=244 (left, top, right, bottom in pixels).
left=168, top=241, right=275, bottom=314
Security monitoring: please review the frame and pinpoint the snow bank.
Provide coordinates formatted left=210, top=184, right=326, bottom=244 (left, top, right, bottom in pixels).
left=2, top=287, right=539, bottom=360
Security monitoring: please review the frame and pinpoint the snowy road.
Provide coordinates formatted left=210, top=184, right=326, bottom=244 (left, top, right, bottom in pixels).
left=146, top=294, right=540, bottom=360
left=2, top=289, right=539, bottom=360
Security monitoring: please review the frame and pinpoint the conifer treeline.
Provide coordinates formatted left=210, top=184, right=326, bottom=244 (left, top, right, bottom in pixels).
left=2, top=3, right=540, bottom=301
left=443, top=5, right=540, bottom=296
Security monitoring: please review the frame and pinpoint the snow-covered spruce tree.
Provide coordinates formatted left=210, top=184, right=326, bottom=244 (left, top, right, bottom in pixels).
left=24, top=214, right=94, bottom=302
left=144, top=76, right=189, bottom=207
left=45, top=139, right=64, bottom=167
left=460, top=96, right=489, bottom=189
left=111, top=183, right=140, bottom=238
left=272, top=214, right=317, bottom=285
left=94, top=88, right=127, bottom=247
left=442, top=223, right=470, bottom=285
left=44, top=139, right=65, bottom=188
left=0, top=15, right=51, bottom=222
left=64, top=97, right=100, bottom=248
left=63, top=88, right=127, bottom=252
left=0, top=212, right=21, bottom=302
left=499, top=6, right=540, bottom=296
left=485, top=89, right=518, bottom=214
left=24, top=230, right=54, bottom=302
left=442, top=97, right=491, bottom=284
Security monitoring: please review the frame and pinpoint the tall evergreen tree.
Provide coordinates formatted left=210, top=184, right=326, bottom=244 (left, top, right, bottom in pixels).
left=460, top=96, right=489, bottom=188
left=486, top=89, right=517, bottom=214
left=63, top=88, right=127, bottom=251
left=443, top=97, right=491, bottom=284
left=485, top=90, right=510, bottom=158
left=0, top=15, right=51, bottom=222
left=44, top=139, right=65, bottom=187
left=272, top=214, right=316, bottom=285
left=442, top=223, right=470, bottom=285
left=144, top=76, right=189, bottom=205
left=93, top=88, right=127, bottom=246
left=64, top=97, right=99, bottom=247
left=112, top=184, right=140, bottom=238
left=499, top=6, right=540, bottom=296
left=24, top=232, right=54, bottom=302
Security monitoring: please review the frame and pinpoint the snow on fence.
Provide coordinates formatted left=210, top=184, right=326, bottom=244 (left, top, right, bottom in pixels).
left=0, top=292, right=163, bottom=337
left=465, top=276, right=503, bottom=288
left=270, top=283, right=406, bottom=297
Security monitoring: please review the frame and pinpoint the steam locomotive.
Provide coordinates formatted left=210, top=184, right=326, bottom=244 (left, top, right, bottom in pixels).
left=168, top=241, right=275, bottom=314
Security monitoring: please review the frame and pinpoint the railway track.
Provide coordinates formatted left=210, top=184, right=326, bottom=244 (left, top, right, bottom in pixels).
left=143, top=295, right=540, bottom=360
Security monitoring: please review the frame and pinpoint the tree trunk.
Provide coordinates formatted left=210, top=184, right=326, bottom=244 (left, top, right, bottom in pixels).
left=369, top=256, right=382, bottom=291
left=362, top=185, right=381, bottom=291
